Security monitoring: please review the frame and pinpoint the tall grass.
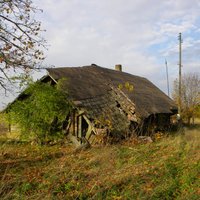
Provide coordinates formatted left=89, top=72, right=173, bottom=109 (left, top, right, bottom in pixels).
left=0, top=128, right=199, bottom=199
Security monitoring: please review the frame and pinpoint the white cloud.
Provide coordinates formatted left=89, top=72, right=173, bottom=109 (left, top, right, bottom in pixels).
left=1, top=0, right=200, bottom=108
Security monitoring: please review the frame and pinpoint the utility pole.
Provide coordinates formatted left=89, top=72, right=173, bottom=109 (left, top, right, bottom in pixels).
left=178, top=32, right=182, bottom=118
left=165, top=59, right=170, bottom=97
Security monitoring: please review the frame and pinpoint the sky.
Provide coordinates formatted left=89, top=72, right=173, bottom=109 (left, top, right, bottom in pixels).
left=1, top=0, right=200, bottom=109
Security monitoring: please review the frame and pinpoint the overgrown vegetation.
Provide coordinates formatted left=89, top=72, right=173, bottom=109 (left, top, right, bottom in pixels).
left=0, top=113, right=9, bottom=135
left=7, top=81, right=72, bottom=143
left=0, top=127, right=199, bottom=199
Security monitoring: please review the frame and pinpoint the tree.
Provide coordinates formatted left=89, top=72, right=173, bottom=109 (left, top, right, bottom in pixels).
left=172, top=73, right=200, bottom=125
left=0, top=0, right=45, bottom=90
left=7, top=81, right=72, bottom=143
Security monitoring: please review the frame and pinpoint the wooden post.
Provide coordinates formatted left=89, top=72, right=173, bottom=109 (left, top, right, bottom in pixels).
left=178, top=33, right=182, bottom=118
left=72, top=111, right=75, bottom=136
left=78, top=115, right=82, bottom=138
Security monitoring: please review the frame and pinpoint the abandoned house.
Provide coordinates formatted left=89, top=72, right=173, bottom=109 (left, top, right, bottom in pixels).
left=39, top=64, right=177, bottom=145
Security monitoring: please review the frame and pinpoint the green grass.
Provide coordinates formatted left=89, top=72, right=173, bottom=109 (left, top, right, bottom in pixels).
left=0, top=128, right=200, bottom=200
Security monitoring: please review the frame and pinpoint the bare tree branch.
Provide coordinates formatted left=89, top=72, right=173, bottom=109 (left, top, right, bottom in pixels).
left=172, top=73, right=200, bottom=124
left=0, top=0, right=46, bottom=92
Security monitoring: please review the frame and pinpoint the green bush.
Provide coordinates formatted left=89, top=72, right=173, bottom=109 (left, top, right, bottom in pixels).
left=7, top=81, right=72, bottom=143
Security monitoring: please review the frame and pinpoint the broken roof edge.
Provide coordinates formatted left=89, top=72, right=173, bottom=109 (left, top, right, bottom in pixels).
left=45, top=64, right=177, bottom=115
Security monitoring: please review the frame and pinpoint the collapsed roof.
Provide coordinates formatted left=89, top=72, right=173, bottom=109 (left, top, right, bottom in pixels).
left=44, top=64, right=176, bottom=122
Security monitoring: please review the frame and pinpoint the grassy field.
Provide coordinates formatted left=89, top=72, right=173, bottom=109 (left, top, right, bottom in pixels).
left=0, top=127, right=200, bottom=199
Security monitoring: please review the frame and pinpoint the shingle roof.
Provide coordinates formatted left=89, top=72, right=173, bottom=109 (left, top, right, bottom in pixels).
left=46, top=64, right=177, bottom=119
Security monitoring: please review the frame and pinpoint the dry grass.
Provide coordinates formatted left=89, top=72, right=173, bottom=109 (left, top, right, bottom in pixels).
left=0, top=127, right=200, bottom=199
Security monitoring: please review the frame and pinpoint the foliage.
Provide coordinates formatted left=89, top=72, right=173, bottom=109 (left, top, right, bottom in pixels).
left=0, top=113, right=8, bottom=125
left=195, top=105, right=200, bottom=118
left=118, top=81, right=134, bottom=92
left=0, top=128, right=200, bottom=199
left=0, top=113, right=9, bottom=134
left=173, top=73, right=200, bottom=124
left=7, top=81, right=72, bottom=142
left=0, top=0, right=46, bottom=90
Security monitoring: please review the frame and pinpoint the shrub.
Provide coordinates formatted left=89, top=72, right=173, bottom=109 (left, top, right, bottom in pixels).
left=7, top=81, right=72, bottom=143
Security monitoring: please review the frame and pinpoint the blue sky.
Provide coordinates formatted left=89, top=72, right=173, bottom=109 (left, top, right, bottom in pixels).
left=1, top=0, right=200, bottom=109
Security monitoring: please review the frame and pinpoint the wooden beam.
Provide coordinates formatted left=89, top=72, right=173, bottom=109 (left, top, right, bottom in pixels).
left=83, top=115, right=96, bottom=141
left=78, top=115, right=82, bottom=138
